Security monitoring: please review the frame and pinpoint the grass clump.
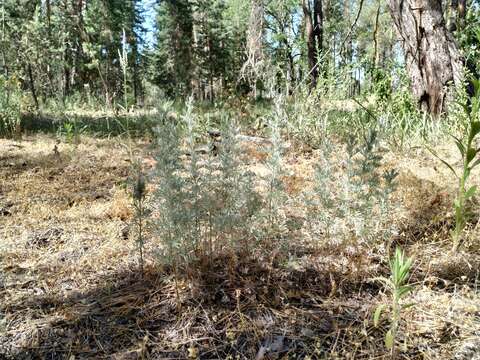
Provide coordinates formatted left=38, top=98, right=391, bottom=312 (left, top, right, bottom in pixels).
left=213, top=119, right=261, bottom=252
left=56, top=119, right=87, bottom=144
left=429, top=77, right=480, bottom=252
left=374, top=247, right=414, bottom=358
left=342, top=129, right=394, bottom=242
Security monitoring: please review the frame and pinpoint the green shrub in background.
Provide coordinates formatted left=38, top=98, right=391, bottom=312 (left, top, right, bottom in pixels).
left=0, top=75, right=21, bottom=139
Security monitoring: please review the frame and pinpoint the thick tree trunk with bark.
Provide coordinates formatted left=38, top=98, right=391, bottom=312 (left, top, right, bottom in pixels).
left=388, top=0, right=463, bottom=116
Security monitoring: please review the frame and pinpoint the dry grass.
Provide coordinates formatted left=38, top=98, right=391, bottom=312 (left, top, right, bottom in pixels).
left=0, top=133, right=479, bottom=359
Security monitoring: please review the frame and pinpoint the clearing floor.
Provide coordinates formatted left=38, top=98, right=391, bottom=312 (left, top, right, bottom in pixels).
left=1, top=134, right=479, bottom=359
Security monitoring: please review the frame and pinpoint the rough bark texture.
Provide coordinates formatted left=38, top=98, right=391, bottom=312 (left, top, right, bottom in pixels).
left=388, top=0, right=463, bottom=116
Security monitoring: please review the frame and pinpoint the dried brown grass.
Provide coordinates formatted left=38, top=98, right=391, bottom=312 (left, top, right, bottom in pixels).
left=0, top=134, right=479, bottom=359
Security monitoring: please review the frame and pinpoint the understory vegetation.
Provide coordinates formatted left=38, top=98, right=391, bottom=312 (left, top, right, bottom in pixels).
left=1, top=87, right=480, bottom=358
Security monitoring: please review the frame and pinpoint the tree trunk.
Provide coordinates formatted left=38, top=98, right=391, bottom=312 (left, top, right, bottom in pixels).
left=133, top=52, right=139, bottom=106
left=388, top=0, right=463, bottom=116
left=458, top=0, right=466, bottom=20
left=448, top=0, right=467, bottom=32
left=242, top=0, right=265, bottom=98
left=302, top=0, right=317, bottom=89
left=75, top=0, right=87, bottom=95
left=313, top=0, right=323, bottom=62
left=27, top=63, right=39, bottom=110
left=64, top=60, right=71, bottom=99
left=342, top=0, right=352, bottom=66
left=46, top=0, right=51, bottom=29
left=372, top=1, right=381, bottom=68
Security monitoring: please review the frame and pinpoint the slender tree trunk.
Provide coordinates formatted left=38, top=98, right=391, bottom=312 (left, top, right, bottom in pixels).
left=449, top=0, right=467, bottom=31
left=46, top=0, right=51, bottom=30
left=42, top=0, right=54, bottom=97
left=75, top=0, right=86, bottom=94
left=242, top=0, right=265, bottom=98
left=64, top=55, right=71, bottom=99
left=268, top=9, right=296, bottom=90
left=458, top=0, right=466, bottom=20
left=332, top=33, right=336, bottom=75
left=372, top=1, right=381, bottom=68
left=131, top=33, right=139, bottom=106
left=388, top=0, right=463, bottom=116
left=343, top=0, right=352, bottom=66
left=280, top=23, right=295, bottom=88
left=191, top=14, right=201, bottom=99
left=302, top=0, right=317, bottom=89
left=313, top=0, right=324, bottom=65
left=27, top=63, right=39, bottom=110
left=371, top=1, right=382, bottom=92
left=133, top=54, right=138, bottom=106
left=209, top=37, right=214, bottom=102
left=449, top=0, right=459, bottom=31
left=62, top=0, right=71, bottom=101
left=286, top=45, right=295, bottom=87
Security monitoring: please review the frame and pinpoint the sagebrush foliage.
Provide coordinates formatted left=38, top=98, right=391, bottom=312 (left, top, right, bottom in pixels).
left=153, top=102, right=260, bottom=266
left=148, top=95, right=408, bottom=268
left=305, top=126, right=398, bottom=247
left=262, top=97, right=288, bottom=235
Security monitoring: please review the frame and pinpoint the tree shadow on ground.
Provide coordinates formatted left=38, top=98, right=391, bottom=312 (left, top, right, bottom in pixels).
left=0, top=147, right=130, bottom=211
left=21, top=112, right=161, bottom=138
left=393, top=172, right=480, bottom=285
left=1, top=250, right=393, bottom=359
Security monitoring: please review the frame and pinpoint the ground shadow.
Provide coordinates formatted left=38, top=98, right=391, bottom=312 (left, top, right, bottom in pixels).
left=392, top=172, right=480, bottom=285
left=1, top=250, right=394, bottom=359
left=21, top=112, right=161, bottom=138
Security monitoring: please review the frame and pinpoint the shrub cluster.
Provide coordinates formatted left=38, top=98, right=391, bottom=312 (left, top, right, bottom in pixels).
left=0, top=75, right=21, bottom=138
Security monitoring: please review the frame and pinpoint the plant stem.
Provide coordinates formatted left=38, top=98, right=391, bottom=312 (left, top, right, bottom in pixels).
left=453, top=128, right=473, bottom=252
left=391, top=292, right=399, bottom=359
left=138, top=196, right=144, bottom=278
